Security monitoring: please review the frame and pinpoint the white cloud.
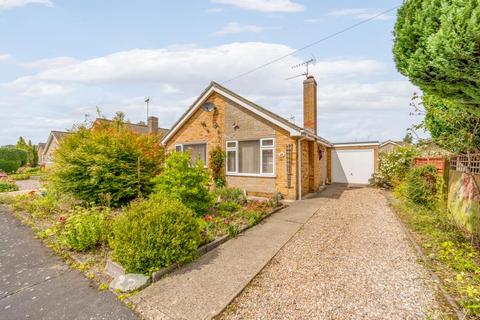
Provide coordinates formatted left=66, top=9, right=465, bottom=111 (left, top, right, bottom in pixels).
left=0, top=0, right=52, bottom=10
left=0, top=53, right=11, bottom=61
left=328, top=8, right=393, bottom=21
left=212, top=22, right=265, bottom=36
left=20, top=56, right=78, bottom=69
left=211, top=0, right=304, bottom=12
left=1, top=42, right=417, bottom=145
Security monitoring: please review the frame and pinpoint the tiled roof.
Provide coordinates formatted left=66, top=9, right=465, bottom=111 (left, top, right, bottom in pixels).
left=93, top=118, right=169, bottom=137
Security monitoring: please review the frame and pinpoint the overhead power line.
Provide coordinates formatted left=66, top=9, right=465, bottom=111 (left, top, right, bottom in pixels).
left=222, top=5, right=401, bottom=84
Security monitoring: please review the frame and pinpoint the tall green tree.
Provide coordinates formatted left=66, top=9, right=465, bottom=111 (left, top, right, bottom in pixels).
left=412, top=94, right=480, bottom=153
left=393, top=0, right=480, bottom=109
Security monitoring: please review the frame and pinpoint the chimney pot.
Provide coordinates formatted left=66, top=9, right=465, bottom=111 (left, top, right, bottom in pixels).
left=148, top=116, right=158, bottom=135
left=303, top=75, right=317, bottom=135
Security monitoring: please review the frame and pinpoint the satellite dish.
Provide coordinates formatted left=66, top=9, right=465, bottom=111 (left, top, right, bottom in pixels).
left=202, top=102, right=216, bottom=112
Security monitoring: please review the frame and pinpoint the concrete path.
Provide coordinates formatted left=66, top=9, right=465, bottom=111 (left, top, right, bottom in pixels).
left=220, top=185, right=445, bottom=319
left=0, top=206, right=137, bottom=320
left=129, top=197, right=323, bottom=320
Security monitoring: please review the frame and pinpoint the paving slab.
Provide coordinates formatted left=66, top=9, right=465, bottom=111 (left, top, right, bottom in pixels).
left=130, top=199, right=323, bottom=320
left=0, top=205, right=137, bottom=320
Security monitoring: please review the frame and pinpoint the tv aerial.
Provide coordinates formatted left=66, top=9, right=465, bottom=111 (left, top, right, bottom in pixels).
left=286, top=56, right=316, bottom=80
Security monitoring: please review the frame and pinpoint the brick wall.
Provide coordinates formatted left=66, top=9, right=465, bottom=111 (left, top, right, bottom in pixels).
left=166, top=92, right=301, bottom=200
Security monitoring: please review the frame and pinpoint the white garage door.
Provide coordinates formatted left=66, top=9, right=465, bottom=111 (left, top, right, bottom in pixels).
left=331, top=149, right=374, bottom=184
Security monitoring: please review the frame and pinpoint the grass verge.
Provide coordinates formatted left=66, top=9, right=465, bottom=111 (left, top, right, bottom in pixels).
left=390, top=193, right=480, bottom=318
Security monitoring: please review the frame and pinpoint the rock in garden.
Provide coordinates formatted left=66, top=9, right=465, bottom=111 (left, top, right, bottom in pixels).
left=109, top=273, right=150, bottom=293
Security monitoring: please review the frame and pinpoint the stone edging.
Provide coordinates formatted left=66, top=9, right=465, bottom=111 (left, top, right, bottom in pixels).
left=384, top=191, right=466, bottom=320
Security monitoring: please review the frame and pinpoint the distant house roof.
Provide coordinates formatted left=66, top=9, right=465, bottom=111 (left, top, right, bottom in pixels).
left=161, top=81, right=331, bottom=147
left=380, top=140, right=404, bottom=148
left=43, top=130, right=71, bottom=158
left=92, top=118, right=169, bottom=138
left=37, top=142, right=46, bottom=150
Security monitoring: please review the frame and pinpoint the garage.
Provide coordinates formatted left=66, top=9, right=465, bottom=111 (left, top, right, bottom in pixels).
left=331, top=142, right=379, bottom=185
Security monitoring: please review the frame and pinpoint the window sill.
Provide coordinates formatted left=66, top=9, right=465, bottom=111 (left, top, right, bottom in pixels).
left=226, top=173, right=276, bottom=178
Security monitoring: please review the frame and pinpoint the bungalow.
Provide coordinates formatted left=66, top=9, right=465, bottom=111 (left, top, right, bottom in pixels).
left=379, top=140, right=405, bottom=153
left=161, top=75, right=379, bottom=200
left=43, top=131, right=71, bottom=166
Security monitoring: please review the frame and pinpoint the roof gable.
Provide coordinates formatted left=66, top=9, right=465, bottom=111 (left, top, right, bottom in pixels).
left=161, top=82, right=331, bottom=146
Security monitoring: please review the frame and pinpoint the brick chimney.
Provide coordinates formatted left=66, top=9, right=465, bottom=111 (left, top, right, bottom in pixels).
left=303, top=75, right=317, bottom=134
left=148, top=116, right=158, bottom=134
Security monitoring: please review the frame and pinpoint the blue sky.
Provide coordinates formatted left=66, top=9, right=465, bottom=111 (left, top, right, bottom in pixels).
left=0, top=0, right=422, bottom=145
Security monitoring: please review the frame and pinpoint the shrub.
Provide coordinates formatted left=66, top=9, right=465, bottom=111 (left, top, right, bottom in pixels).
left=374, top=146, right=418, bottom=188
left=60, top=207, right=107, bottom=251
left=213, top=187, right=245, bottom=204
left=49, top=120, right=164, bottom=207
left=110, top=193, right=201, bottom=274
left=397, top=165, right=438, bottom=208
left=9, top=173, right=31, bottom=180
left=209, top=147, right=226, bottom=187
left=0, top=160, right=21, bottom=174
left=0, top=147, right=28, bottom=168
left=153, top=151, right=213, bottom=215
left=0, top=179, right=18, bottom=192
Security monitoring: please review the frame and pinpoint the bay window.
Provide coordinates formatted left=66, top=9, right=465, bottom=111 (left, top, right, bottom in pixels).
left=226, top=138, right=275, bottom=176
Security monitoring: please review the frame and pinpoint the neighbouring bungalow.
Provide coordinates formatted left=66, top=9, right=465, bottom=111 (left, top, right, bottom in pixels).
left=379, top=140, right=405, bottom=153
left=91, top=117, right=169, bottom=138
left=161, top=75, right=379, bottom=200
left=42, top=131, right=71, bottom=166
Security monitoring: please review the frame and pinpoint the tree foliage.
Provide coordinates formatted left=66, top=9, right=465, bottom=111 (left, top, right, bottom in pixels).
left=49, top=120, right=164, bottom=207
left=410, top=94, right=480, bottom=153
left=393, top=0, right=480, bottom=108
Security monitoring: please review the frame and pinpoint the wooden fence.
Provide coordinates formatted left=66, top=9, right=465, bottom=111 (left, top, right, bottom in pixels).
left=450, top=153, right=480, bottom=175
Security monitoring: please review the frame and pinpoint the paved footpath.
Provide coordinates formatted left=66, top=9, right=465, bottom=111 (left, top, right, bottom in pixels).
left=220, top=186, right=445, bottom=319
left=130, top=193, right=324, bottom=320
left=0, top=206, right=137, bottom=320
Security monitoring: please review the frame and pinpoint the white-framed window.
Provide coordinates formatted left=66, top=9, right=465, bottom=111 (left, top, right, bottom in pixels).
left=226, top=138, right=275, bottom=176
left=175, top=142, right=207, bottom=166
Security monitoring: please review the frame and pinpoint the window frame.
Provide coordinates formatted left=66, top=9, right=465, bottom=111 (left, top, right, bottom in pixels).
left=225, top=138, right=275, bottom=177
left=174, top=142, right=208, bottom=167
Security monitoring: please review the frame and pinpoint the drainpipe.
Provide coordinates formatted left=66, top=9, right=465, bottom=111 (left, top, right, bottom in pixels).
left=297, top=136, right=306, bottom=200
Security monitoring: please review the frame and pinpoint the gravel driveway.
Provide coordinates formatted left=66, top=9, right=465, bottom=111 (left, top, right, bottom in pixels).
left=220, top=185, right=444, bottom=319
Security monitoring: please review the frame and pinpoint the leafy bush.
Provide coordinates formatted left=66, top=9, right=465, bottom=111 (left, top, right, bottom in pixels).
left=209, top=147, right=226, bottom=187
left=374, top=146, right=418, bottom=188
left=397, top=165, right=438, bottom=208
left=0, top=160, right=21, bottom=174
left=213, top=187, right=245, bottom=204
left=60, top=207, right=107, bottom=251
left=110, top=193, right=201, bottom=274
left=49, top=120, right=164, bottom=207
left=0, top=179, right=18, bottom=192
left=153, top=151, right=213, bottom=215
left=10, top=173, right=31, bottom=180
